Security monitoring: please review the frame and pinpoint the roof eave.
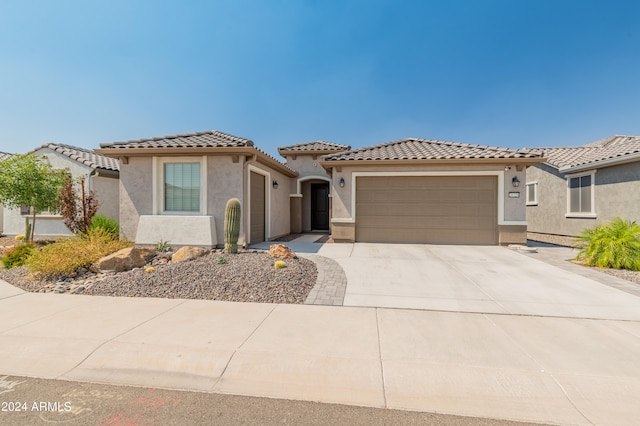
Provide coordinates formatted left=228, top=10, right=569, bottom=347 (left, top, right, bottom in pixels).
left=93, top=168, right=120, bottom=178
left=558, top=151, right=640, bottom=174
left=95, top=146, right=298, bottom=177
left=250, top=148, right=298, bottom=177
left=279, top=149, right=349, bottom=156
left=320, top=157, right=545, bottom=168
left=95, top=146, right=254, bottom=156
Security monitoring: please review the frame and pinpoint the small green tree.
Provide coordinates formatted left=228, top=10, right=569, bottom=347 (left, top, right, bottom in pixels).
left=0, top=154, right=67, bottom=241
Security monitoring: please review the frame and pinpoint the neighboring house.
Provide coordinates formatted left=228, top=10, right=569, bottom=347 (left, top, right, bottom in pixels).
left=278, top=141, right=351, bottom=233
left=0, top=151, right=14, bottom=235
left=97, top=131, right=545, bottom=248
left=526, top=135, right=640, bottom=238
left=95, top=131, right=298, bottom=248
left=2, top=144, right=120, bottom=237
left=319, top=138, right=544, bottom=245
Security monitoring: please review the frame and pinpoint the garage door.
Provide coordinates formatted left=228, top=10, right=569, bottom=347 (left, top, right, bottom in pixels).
left=355, top=176, right=498, bottom=244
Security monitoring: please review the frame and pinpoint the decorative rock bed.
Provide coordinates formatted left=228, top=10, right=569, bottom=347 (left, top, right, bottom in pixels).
left=0, top=248, right=318, bottom=304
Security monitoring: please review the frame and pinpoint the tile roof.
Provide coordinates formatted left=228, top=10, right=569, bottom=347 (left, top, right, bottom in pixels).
left=278, top=141, right=351, bottom=152
left=38, top=144, right=120, bottom=172
left=99, top=130, right=254, bottom=149
left=530, top=135, right=640, bottom=169
left=0, top=152, right=13, bottom=162
left=98, top=130, right=297, bottom=176
left=321, top=138, right=542, bottom=162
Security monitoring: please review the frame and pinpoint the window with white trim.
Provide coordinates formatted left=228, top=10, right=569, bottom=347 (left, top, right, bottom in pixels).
left=153, top=156, right=207, bottom=215
left=525, top=182, right=538, bottom=205
left=164, top=162, right=200, bottom=212
left=567, top=172, right=595, bottom=215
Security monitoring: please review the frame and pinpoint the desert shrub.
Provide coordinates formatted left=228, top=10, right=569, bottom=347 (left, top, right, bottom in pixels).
left=575, top=217, right=640, bottom=271
left=155, top=239, right=171, bottom=253
left=88, top=214, right=120, bottom=240
left=1, top=243, right=35, bottom=269
left=59, top=175, right=99, bottom=235
left=26, top=229, right=133, bottom=278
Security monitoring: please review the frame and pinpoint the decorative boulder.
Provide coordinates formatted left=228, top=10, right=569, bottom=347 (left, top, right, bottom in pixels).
left=92, top=247, right=156, bottom=272
left=269, top=244, right=297, bottom=259
left=171, top=246, right=209, bottom=263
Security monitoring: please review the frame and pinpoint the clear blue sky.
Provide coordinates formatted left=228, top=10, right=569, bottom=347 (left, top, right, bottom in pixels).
left=1, top=0, right=639, bottom=158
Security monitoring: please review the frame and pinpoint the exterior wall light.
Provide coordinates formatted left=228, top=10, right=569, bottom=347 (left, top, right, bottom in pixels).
left=339, top=177, right=345, bottom=188
left=512, top=176, right=520, bottom=187
left=272, top=180, right=278, bottom=189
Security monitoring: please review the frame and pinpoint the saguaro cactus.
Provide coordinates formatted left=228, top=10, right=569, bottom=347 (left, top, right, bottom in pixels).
left=224, top=198, right=241, bottom=253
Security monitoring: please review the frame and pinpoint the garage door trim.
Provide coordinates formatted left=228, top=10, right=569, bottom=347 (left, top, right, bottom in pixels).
left=340, top=171, right=524, bottom=227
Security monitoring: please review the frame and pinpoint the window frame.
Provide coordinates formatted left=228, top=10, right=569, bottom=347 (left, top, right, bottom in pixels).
left=153, top=156, right=207, bottom=215
left=19, top=205, right=61, bottom=218
left=565, top=170, right=596, bottom=218
left=525, top=181, right=538, bottom=206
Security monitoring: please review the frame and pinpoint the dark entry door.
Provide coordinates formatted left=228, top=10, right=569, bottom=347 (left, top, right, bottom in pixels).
left=311, top=183, right=329, bottom=230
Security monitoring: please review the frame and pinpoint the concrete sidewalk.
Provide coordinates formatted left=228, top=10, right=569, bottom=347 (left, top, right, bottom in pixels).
left=1, top=280, right=639, bottom=425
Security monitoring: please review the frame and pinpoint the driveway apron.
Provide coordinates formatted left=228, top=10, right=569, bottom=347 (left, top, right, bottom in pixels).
left=307, top=242, right=640, bottom=320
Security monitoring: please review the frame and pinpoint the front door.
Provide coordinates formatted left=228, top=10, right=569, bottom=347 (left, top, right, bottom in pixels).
left=311, top=183, right=329, bottom=231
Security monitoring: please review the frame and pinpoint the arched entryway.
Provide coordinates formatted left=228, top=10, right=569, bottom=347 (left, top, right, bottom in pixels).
left=290, top=176, right=331, bottom=233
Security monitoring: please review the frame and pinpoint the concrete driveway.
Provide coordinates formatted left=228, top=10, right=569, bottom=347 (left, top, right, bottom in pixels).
left=257, top=238, right=640, bottom=320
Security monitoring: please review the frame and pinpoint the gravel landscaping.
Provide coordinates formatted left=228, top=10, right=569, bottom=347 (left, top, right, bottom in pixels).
left=0, top=250, right=318, bottom=304
left=527, top=237, right=640, bottom=286
left=582, top=263, right=640, bottom=286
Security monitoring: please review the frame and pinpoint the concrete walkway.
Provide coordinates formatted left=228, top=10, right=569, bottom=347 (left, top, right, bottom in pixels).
left=1, top=280, right=640, bottom=425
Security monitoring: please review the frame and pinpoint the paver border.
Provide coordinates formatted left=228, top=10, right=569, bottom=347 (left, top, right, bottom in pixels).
left=301, top=254, right=347, bottom=306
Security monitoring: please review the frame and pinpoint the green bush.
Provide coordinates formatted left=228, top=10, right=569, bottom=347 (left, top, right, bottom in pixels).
left=26, top=229, right=133, bottom=278
left=155, top=239, right=171, bottom=253
left=88, top=214, right=120, bottom=240
left=1, top=243, right=35, bottom=269
left=575, top=217, right=640, bottom=271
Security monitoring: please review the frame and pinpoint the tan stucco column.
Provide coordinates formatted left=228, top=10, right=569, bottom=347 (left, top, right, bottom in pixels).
left=290, top=195, right=302, bottom=233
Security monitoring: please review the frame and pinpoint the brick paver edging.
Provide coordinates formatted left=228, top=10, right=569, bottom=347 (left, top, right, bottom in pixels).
left=299, top=254, right=347, bottom=306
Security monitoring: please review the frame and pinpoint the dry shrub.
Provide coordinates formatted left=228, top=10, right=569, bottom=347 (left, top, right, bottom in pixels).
left=26, top=228, right=133, bottom=278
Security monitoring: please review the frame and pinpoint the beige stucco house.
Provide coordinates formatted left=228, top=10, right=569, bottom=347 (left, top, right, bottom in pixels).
left=98, top=131, right=544, bottom=247
left=320, top=138, right=544, bottom=245
left=526, top=135, right=640, bottom=239
left=96, top=131, right=298, bottom=248
left=1, top=144, right=119, bottom=237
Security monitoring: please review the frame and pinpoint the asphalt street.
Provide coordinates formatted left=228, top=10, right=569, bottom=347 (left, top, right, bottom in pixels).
left=0, top=376, right=548, bottom=426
